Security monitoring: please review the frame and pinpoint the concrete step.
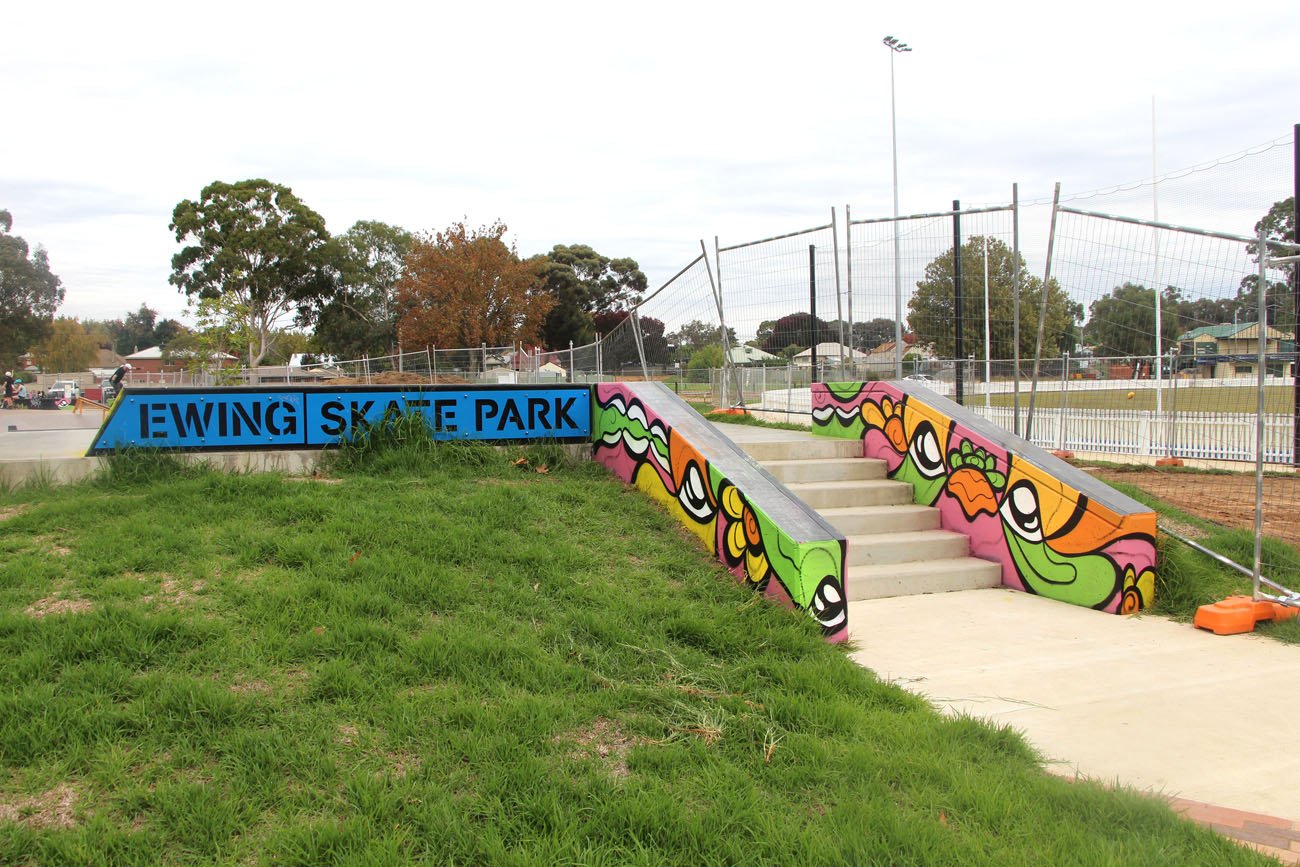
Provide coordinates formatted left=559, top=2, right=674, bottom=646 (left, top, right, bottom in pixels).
left=818, top=505, right=941, bottom=536
left=843, top=529, right=971, bottom=567
left=763, top=457, right=887, bottom=484
left=845, top=557, right=1003, bottom=602
left=782, top=479, right=914, bottom=510
left=737, top=438, right=862, bottom=463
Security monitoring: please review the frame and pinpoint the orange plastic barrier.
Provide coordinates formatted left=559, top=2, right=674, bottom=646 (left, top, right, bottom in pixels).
left=1194, top=595, right=1299, bottom=636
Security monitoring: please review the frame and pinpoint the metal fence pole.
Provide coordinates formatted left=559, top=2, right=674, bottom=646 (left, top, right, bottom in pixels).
left=1012, top=183, right=1021, bottom=435
left=1253, top=226, right=1268, bottom=600
left=1026, top=182, right=1062, bottom=440
left=1058, top=350, right=1069, bottom=451
left=809, top=245, right=818, bottom=383
left=952, top=200, right=964, bottom=405
left=983, top=235, right=991, bottom=413
left=845, top=203, right=855, bottom=361
left=630, top=309, right=650, bottom=381
left=1292, top=122, right=1299, bottom=468
left=831, top=207, right=844, bottom=368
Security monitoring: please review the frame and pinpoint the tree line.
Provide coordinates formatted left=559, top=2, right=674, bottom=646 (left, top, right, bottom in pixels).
left=1, top=184, right=1293, bottom=374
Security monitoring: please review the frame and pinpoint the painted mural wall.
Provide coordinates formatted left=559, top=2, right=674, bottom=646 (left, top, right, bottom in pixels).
left=593, top=384, right=849, bottom=641
left=812, top=382, right=1157, bottom=614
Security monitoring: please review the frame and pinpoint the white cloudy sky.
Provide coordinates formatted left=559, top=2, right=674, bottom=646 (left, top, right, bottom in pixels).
left=3, top=0, right=1297, bottom=326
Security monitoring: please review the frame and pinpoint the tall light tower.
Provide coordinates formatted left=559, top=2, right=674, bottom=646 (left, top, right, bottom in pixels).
left=883, top=35, right=911, bottom=378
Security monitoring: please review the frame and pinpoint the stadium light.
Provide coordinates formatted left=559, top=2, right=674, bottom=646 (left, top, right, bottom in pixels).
left=884, top=36, right=912, bottom=378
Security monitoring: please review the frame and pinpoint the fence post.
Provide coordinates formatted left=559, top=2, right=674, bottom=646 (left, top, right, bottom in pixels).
left=1012, top=183, right=1021, bottom=435
left=1026, top=182, right=1062, bottom=439
left=952, top=200, right=965, bottom=405
left=809, top=245, right=818, bottom=383
left=1292, top=122, right=1299, bottom=468
left=1253, top=226, right=1269, bottom=599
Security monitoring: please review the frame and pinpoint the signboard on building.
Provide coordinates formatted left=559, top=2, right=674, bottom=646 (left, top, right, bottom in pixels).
left=88, top=385, right=592, bottom=454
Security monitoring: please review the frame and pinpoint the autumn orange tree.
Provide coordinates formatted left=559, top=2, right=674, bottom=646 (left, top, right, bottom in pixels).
left=396, top=221, right=551, bottom=366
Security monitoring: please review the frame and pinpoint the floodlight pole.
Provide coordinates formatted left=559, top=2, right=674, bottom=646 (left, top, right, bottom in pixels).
left=884, top=35, right=912, bottom=379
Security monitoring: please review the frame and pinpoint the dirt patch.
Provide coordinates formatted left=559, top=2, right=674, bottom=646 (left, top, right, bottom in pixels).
left=141, top=575, right=205, bottom=606
left=284, top=475, right=343, bottom=485
left=0, top=505, right=28, bottom=522
left=336, top=724, right=359, bottom=747
left=554, top=717, right=645, bottom=779
left=1090, top=467, right=1300, bottom=544
left=24, top=597, right=92, bottom=619
left=228, top=677, right=273, bottom=696
left=0, top=784, right=80, bottom=829
left=381, top=751, right=422, bottom=779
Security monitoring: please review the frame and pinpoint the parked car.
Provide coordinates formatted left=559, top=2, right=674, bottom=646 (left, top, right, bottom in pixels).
left=46, top=380, right=81, bottom=406
left=903, top=373, right=937, bottom=383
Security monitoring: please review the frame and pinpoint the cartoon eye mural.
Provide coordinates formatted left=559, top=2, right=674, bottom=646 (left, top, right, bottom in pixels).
left=669, top=431, right=716, bottom=524
left=1000, top=480, right=1044, bottom=543
left=809, top=575, right=847, bottom=633
left=895, top=417, right=951, bottom=507
left=908, top=421, right=946, bottom=479
left=998, top=474, right=1124, bottom=609
left=676, top=459, right=715, bottom=523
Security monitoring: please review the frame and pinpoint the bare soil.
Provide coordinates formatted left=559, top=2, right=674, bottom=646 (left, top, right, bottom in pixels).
left=0, top=784, right=79, bottom=829
left=1089, top=467, right=1300, bottom=544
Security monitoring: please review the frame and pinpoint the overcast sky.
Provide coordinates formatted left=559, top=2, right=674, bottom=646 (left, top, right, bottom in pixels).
left=3, top=0, right=1297, bottom=328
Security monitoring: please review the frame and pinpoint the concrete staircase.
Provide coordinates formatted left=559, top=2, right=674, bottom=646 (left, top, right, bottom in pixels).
left=746, top=436, right=1002, bottom=601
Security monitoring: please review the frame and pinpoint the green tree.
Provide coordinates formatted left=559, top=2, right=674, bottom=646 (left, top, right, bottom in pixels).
left=0, top=209, right=65, bottom=367
left=759, top=312, right=837, bottom=353
left=36, top=317, right=98, bottom=373
left=907, top=236, right=1076, bottom=359
left=311, top=220, right=413, bottom=359
left=1083, top=283, right=1184, bottom=358
left=107, top=304, right=185, bottom=356
left=687, top=344, right=723, bottom=370
left=538, top=245, right=648, bottom=349
left=169, top=179, right=337, bottom=368
left=668, top=320, right=736, bottom=360
left=852, top=317, right=897, bottom=351
left=1237, top=197, right=1297, bottom=331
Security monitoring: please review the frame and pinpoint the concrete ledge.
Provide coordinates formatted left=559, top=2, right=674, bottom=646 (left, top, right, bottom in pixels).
left=812, top=381, right=1158, bottom=615
left=593, top=382, right=848, bottom=641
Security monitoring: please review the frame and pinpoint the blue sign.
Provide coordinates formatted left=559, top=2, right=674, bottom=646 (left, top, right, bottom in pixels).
left=89, top=386, right=592, bottom=454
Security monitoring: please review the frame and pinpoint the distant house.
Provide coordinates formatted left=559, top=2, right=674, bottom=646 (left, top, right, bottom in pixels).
left=1177, top=322, right=1294, bottom=378
left=791, top=343, right=872, bottom=368
left=727, top=344, right=779, bottom=365
left=865, top=334, right=936, bottom=366
left=125, top=345, right=239, bottom=375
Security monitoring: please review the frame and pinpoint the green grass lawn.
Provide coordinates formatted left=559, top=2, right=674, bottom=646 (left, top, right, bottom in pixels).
left=988, top=383, right=1295, bottom=413
left=0, top=445, right=1269, bottom=864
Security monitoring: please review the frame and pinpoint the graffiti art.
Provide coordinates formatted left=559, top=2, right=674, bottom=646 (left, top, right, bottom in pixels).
left=814, top=382, right=1157, bottom=613
left=594, top=385, right=848, bottom=639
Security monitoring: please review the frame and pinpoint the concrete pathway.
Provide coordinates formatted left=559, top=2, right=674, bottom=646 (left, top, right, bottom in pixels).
left=0, top=408, right=101, bottom=477
left=847, top=589, right=1300, bottom=822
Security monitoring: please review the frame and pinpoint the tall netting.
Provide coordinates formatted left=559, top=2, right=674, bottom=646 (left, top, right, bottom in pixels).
left=847, top=204, right=1016, bottom=402
left=1045, top=203, right=1300, bottom=594
left=716, top=223, right=839, bottom=413
left=1057, top=134, right=1292, bottom=242
left=570, top=254, right=719, bottom=402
